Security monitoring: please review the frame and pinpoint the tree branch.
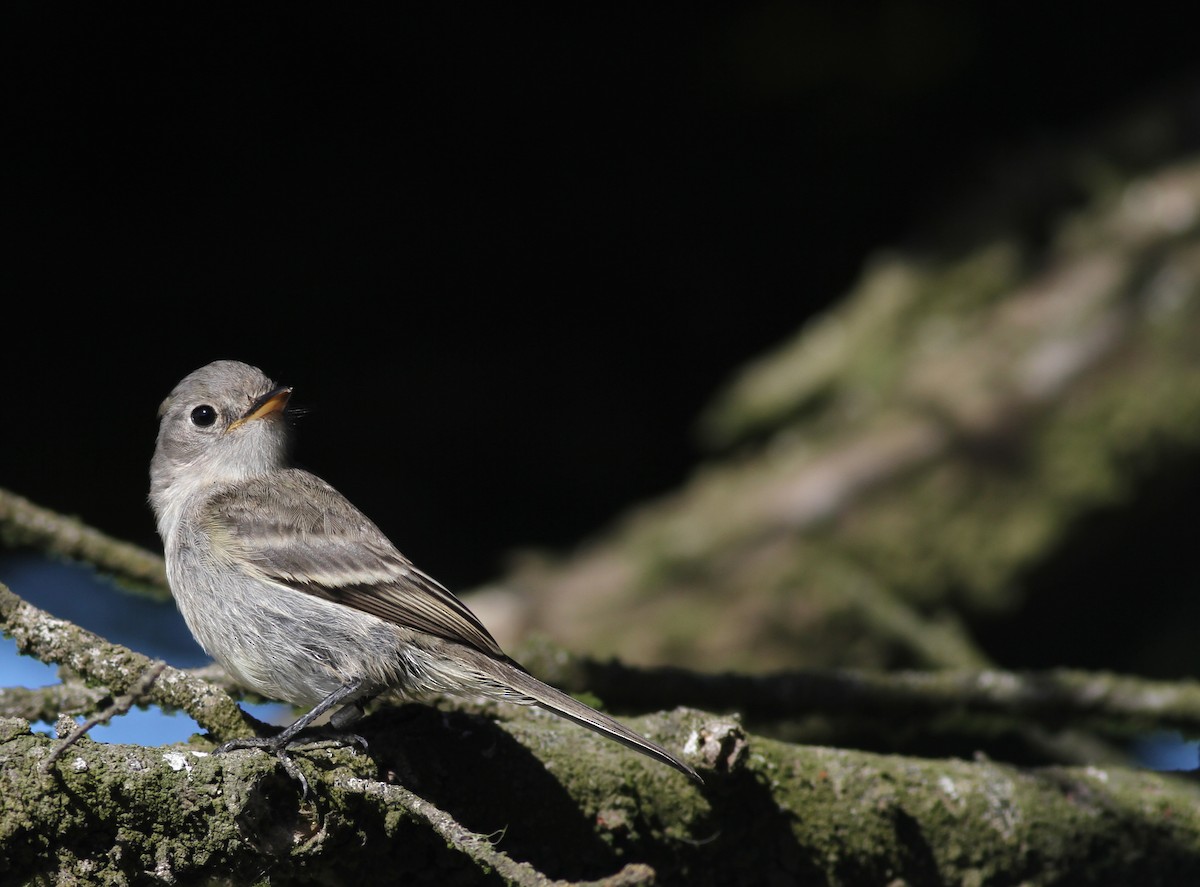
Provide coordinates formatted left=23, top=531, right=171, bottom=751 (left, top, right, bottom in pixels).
left=0, top=485, right=169, bottom=597
left=0, top=581, right=259, bottom=743
left=2, top=702, right=1197, bottom=885
left=523, top=646, right=1200, bottom=737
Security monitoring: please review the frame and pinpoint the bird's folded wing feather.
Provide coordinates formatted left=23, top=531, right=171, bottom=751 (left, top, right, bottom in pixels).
left=202, top=469, right=505, bottom=658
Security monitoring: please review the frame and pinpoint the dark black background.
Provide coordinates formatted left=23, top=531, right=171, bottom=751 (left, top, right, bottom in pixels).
left=7, top=5, right=1199, bottom=590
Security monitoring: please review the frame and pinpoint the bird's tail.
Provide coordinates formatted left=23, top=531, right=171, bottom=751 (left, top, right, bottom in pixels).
left=475, top=655, right=702, bottom=783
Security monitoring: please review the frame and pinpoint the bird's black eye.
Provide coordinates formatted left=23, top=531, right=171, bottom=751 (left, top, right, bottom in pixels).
left=190, top=405, right=218, bottom=427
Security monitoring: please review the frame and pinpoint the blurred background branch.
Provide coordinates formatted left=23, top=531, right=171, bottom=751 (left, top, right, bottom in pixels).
left=0, top=487, right=168, bottom=597
left=477, top=156, right=1200, bottom=686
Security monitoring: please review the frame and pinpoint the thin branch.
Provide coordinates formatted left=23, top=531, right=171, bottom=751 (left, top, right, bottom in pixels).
left=344, top=779, right=656, bottom=887
left=40, top=660, right=168, bottom=773
left=0, top=485, right=169, bottom=596
left=0, top=680, right=108, bottom=722
left=526, top=648, right=1200, bottom=736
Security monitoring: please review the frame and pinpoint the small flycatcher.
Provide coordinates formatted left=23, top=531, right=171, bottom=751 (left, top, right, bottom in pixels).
left=150, top=360, right=699, bottom=783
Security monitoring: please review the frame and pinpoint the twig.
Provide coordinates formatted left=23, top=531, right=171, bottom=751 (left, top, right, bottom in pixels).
left=527, top=650, right=1200, bottom=736
left=343, top=778, right=656, bottom=887
left=39, top=660, right=168, bottom=773
left=0, top=680, right=108, bottom=722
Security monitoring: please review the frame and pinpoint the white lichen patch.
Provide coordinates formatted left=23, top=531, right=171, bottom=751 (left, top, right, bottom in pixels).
left=938, top=775, right=959, bottom=800
left=162, top=751, right=192, bottom=772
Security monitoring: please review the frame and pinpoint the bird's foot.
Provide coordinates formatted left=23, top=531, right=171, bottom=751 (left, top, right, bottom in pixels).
left=213, top=731, right=369, bottom=797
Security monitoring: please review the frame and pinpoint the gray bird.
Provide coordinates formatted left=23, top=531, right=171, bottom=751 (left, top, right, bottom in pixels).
left=150, top=360, right=700, bottom=784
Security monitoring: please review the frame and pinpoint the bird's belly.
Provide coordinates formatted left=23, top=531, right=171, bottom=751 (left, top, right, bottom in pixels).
left=168, top=555, right=406, bottom=707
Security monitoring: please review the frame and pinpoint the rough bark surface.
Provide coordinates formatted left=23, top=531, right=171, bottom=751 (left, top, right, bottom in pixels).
left=3, top=702, right=1199, bottom=886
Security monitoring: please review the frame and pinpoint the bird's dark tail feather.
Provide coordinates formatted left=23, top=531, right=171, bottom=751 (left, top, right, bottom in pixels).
left=489, top=658, right=703, bottom=783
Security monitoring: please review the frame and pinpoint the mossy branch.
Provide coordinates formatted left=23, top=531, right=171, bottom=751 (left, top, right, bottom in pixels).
left=2, top=568, right=1199, bottom=883
left=2, top=702, right=1198, bottom=885
left=0, top=581, right=259, bottom=743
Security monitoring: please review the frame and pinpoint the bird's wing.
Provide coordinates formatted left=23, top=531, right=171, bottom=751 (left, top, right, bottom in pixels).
left=202, top=469, right=505, bottom=658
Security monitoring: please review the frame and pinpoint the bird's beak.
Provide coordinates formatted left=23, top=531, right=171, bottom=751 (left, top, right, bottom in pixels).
left=228, top=386, right=292, bottom=431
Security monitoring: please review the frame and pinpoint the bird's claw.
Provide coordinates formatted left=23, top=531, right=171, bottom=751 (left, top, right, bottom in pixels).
left=212, top=732, right=367, bottom=798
